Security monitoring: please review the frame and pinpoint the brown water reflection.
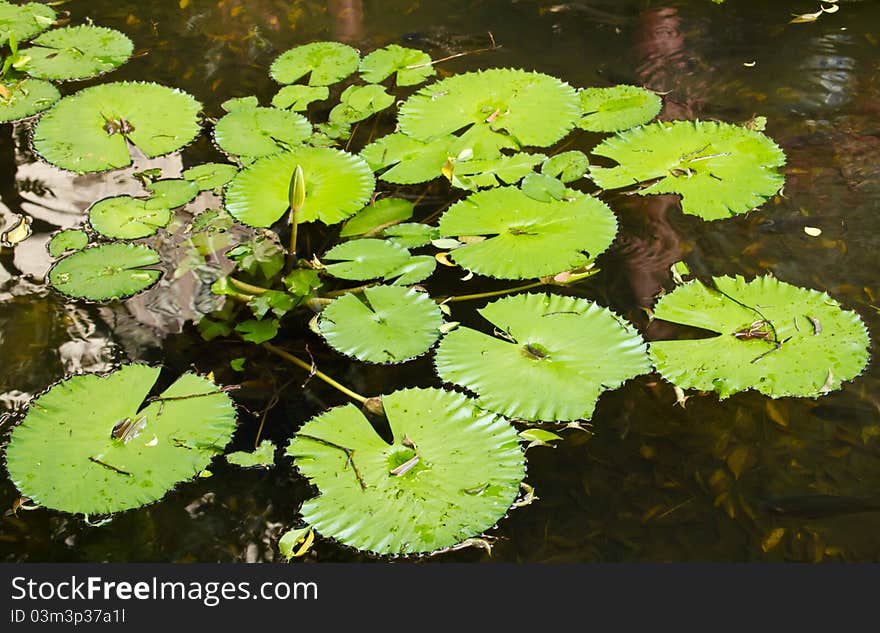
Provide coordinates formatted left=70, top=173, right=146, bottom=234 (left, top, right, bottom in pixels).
left=1, top=0, right=879, bottom=562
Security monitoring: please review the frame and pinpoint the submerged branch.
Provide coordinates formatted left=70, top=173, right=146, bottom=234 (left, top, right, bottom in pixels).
left=296, top=433, right=367, bottom=490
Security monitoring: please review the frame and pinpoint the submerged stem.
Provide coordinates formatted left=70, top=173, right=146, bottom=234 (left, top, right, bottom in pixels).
left=262, top=342, right=369, bottom=405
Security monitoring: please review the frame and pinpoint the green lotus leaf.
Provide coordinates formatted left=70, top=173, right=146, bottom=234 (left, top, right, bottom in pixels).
left=145, top=179, right=199, bottom=210
left=340, top=198, right=414, bottom=238
left=0, top=1, right=55, bottom=46
left=541, top=150, right=589, bottom=183
left=32, top=81, right=202, bottom=173
left=319, top=285, right=443, bottom=364
left=589, top=120, right=786, bottom=220
left=649, top=275, right=872, bottom=399
left=4, top=365, right=237, bottom=515
left=21, top=25, right=132, bottom=80
left=398, top=69, right=580, bottom=147
left=435, top=293, right=651, bottom=422
left=221, top=95, right=258, bottom=112
left=382, top=223, right=439, bottom=249
left=271, top=84, right=329, bottom=111
left=360, top=44, right=435, bottom=86
left=226, top=440, right=276, bottom=468
left=578, top=85, right=661, bottom=132
left=235, top=318, right=279, bottom=343
left=329, top=84, right=394, bottom=125
left=321, top=239, right=411, bottom=281
left=224, top=147, right=374, bottom=227
left=286, top=388, right=525, bottom=555
left=521, top=172, right=566, bottom=202
left=88, top=195, right=171, bottom=239
left=213, top=106, right=311, bottom=159
left=47, top=228, right=88, bottom=257
left=48, top=243, right=162, bottom=300
left=361, top=132, right=456, bottom=184
left=386, top=255, right=436, bottom=286
left=182, top=162, right=238, bottom=190
left=448, top=152, right=546, bottom=191
left=0, top=78, right=59, bottom=123
left=437, top=186, right=617, bottom=280
left=269, top=41, right=360, bottom=86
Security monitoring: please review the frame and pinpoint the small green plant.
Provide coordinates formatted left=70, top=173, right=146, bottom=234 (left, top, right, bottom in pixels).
left=0, top=12, right=872, bottom=559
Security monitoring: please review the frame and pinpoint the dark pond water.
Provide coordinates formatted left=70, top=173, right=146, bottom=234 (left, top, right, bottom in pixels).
left=1, top=0, right=879, bottom=562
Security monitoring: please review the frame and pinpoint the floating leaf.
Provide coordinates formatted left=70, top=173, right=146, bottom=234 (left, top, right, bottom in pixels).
left=329, top=84, right=394, bottom=124
left=447, top=152, right=546, bottom=191
left=213, top=106, right=311, bottom=159
left=226, top=440, right=276, bottom=467
left=0, top=1, right=56, bottom=46
left=0, top=78, right=59, bottom=123
left=321, top=239, right=410, bottom=281
left=224, top=148, right=374, bottom=227
left=578, top=85, right=661, bottom=132
left=589, top=120, right=786, bottom=220
left=89, top=195, right=171, bottom=239
left=278, top=526, right=313, bottom=559
left=319, top=285, right=443, bottom=364
left=521, top=172, right=566, bottom=202
left=541, top=150, right=589, bottom=183
left=386, top=255, right=436, bottom=286
left=360, top=44, right=435, bottom=86
left=145, top=179, right=199, bottom=209
left=235, top=318, right=279, bottom=343
left=49, top=243, right=162, bottom=300
left=271, top=84, right=329, bottom=111
left=361, top=132, right=456, bottom=184
left=286, top=388, right=525, bottom=555
left=4, top=365, right=237, bottom=515
left=382, top=223, right=439, bottom=248
left=398, top=69, right=581, bottom=147
left=270, top=41, right=360, bottom=86
left=221, top=95, right=258, bottom=112
left=32, top=81, right=202, bottom=173
left=437, top=186, right=617, bottom=280
left=182, top=162, right=238, bottom=190
left=21, top=25, right=132, bottom=80
left=47, top=228, right=88, bottom=257
left=649, top=276, right=871, bottom=399
left=435, top=293, right=651, bottom=422
left=340, top=198, right=414, bottom=238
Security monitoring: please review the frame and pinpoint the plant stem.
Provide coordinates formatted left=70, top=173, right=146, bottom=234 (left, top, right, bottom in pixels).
left=439, top=269, right=600, bottom=304
left=324, top=283, right=376, bottom=298
left=262, top=342, right=369, bottom=405
left=229, top=277, right=270, bottom=295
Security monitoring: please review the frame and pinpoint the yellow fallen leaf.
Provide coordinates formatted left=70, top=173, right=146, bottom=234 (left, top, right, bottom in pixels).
left=743, top=61, right=756, bottom=67
left=435, top=252, right=456, bottom=267
left=804, top=226, right=822, bottom=236
left=2, top=215, right=32, bottom=245
left=761, top=527, right=786, bottom=552
left=790, top=10, right=823, bottom=23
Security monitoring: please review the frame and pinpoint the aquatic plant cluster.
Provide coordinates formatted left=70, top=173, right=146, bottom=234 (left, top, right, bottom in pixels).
left=0, top=2, right=871, bottom=557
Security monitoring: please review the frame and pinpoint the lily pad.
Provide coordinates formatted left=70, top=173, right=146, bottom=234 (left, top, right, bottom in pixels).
left=340, top=198, right=414, bottom=238
left=361, top=132, right=456, bottom=185
left=360, top=44, right=435, bottom=86
left=447, top=152, right=546, bottom=191
left=88, top=195, right=171, bottom=239
left=319, top=285, right=443, bottom=364
left=649, top=275, right=872, bottom=399
left=213, top=106, right=311, bottom=159
left=386, top=255, right=436, bottom=286
left=589, top=120, right=786, bottom=220
left=321, top=239, right=411, bottom=281
left=182, top=162, right=238, bottom=190
left=541, top=150, right=589, bottom=183
left=286, top=388, right=525, bottom=555
left=21, top=25, right=133, bottom=81
left=32, top=81, right=202, bottom=173
left=437, top=186, right=617, bottom=279
left=0, top=1, right=55, bottom=46
left=0, top=78, right=59, bottom=123
left=226, top=440, right=276, bottom=468
left=328, top=84, right=394, bottom=124
left=382, top=223, right=439, bottom=248
left=270, top=41, right=360, bottom=86
left=224, top=147, right=374, bottom=227
left=145, top=179, right=199, bottom=209
left=398, top=69, right=581, bottom=148
left=271, top=84, right=329, bottom=111
left=48, top=243, right=162, bottom=301
left=435, top=293, right=651, bottom=422
left=578, top=85, right=661, bottom=132
left=4, top=365, right=237, bottom=515
left=47, top=228, right=88, bottom=257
